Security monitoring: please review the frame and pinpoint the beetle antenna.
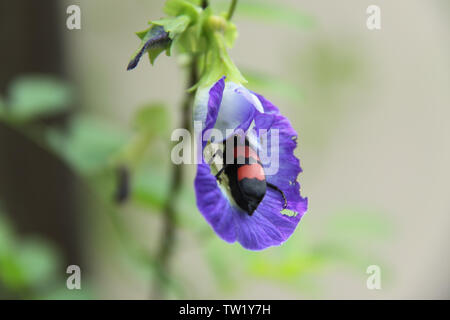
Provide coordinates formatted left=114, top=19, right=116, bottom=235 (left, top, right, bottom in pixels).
left=266, top=183, right=287, bottom=209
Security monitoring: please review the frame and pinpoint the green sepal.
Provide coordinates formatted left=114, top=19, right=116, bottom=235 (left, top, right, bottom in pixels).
left=152, top=15, right=191, bottom=40
left=136, top=29, right=149, bottom=40
left=127, top=25, right=171, bottom=70
left=136, top=26, right=171, bottom=65
left=163, top=0, right=201, bottom=21
left=223, top=21, right=237, bottom=48
left=194, top=30, right=246, bottom=90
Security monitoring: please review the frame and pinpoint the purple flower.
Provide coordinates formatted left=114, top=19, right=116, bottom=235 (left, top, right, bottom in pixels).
left=193, top=77, right=307, bottom=250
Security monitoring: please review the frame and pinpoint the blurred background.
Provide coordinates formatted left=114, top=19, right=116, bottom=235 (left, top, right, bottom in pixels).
left=0, top=0, right=449, bottom=299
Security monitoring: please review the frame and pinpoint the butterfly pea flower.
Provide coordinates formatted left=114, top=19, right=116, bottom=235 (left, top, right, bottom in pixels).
left=193, top=77, right=308, bottom=250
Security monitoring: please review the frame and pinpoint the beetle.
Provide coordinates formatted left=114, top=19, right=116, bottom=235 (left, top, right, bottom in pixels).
left=213, top=136, right=287, bottom=215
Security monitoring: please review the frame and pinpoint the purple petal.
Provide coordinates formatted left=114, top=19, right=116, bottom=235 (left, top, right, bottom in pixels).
left=255, top=93, right=308, bottom=214
left=202, top=77, right=226, bottom=148
left=194, top=85, right=307, bottom=250
left=194, top=163, right=237, bottom=242
left=195, top=160, right=305, bottom=250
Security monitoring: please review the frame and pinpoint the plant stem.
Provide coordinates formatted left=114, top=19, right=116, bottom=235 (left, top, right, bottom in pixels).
left=226, top=0, right=238, bottom=20
left=151, top=57, right=198, bottom=299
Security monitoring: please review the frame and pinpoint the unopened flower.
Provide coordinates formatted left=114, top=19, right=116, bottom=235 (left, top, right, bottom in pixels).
left=193, top=77, right=307, bottom=250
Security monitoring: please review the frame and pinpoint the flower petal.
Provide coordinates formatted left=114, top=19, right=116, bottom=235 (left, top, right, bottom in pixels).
left=214, top=82, right=257, bottom=139
left=195, top=160, right=304, bottom=250
left=255, top=93, right=308, bottom=213
left=194, top=163, right=237, bottom=242
left=193, top=79, right=263, bottom=144
left=193, top=81, right=307, bottom=250
left=204, top=77, right=225, bottom=132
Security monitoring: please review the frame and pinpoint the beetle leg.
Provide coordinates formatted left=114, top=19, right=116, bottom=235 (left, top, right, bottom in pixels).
left=209, top=149, right=227, bottom=183
left=215, top=165, right=229, bottom=183
left=266, top=183, right=288, bottom=209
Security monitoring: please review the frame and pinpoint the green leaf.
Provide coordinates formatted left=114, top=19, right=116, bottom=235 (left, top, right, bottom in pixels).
left=114, top=104, right=170, bottom=169
left=7, top=75, right=72, bottom=120
left=0, top=254, right=25, bottom=290
left=47, top=116, right=130, bottom=174
left=15, top=239, right=60, bottom=287
left=132, top=166, right=169, bottom=211
left=0, top=212, right=60, bottom=291
left=0, top=212, right=14, bottom=257
left=134, top=104, right=169, bottom=136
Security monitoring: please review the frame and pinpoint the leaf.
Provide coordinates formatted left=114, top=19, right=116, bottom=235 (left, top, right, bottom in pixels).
left=133, top=104, right=169, bottom=136
left=0, top=212, right=60, bottom=291
left=113, top=104, right=170, bottom=170
left=132, top=166, right=169, bottom=211
left=0, top=212, right=14, bottom=257
left=127, top=25, right=171, bottom=70
left=7, top=75, right=72, bottom=120
left=14, top=239, right=60, bottom=287
left=0, top=213, right=21, bottom=290
left=47, top=116, right=130, bottom=174
left=0, top=254, right=25, bottom=290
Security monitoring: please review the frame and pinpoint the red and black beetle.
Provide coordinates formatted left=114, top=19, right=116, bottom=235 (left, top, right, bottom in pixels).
left=214, top=136, right=287, bottom=215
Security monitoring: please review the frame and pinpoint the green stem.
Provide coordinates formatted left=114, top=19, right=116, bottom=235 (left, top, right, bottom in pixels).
left=226, top=0, right=238, bottom=20
left=151, top=56, right=198, bottom=299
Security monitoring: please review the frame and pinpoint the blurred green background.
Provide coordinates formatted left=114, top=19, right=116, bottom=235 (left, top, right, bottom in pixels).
left=0, top=0, right=449, bottom=299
